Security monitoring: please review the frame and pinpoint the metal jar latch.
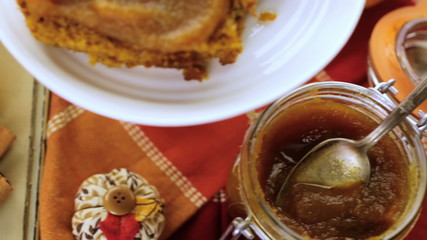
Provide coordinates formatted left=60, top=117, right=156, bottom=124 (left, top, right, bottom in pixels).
left=220, top=216, right=270, bottom=240
left=374, top=79, right=427, bottom=137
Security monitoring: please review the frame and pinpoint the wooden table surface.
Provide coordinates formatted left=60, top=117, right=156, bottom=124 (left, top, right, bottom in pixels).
left=0, top=42, right=47, bottom=240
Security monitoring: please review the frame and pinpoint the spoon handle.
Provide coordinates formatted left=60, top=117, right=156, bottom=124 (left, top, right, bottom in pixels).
left=360, top=77, right=427, bottom=150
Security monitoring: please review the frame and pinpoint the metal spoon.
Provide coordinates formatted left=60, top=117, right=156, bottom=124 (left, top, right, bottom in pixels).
left=275, top=77, right=427, bottom=206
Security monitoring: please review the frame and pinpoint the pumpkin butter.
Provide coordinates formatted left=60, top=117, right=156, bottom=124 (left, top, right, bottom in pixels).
left=257, top=99, right=409, bottom=239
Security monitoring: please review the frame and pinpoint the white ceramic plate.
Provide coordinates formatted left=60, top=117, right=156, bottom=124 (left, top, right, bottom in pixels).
left=0, top=0, right=364, bottom=126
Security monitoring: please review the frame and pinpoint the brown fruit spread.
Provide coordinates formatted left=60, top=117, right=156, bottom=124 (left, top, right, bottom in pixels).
left=257, top=98, right=409, bottom=239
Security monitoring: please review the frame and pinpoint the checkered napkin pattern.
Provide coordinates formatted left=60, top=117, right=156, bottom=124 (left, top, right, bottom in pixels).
left=39, top=0, right=427, bottom=239
left=40, top=94, right=250, bottom=240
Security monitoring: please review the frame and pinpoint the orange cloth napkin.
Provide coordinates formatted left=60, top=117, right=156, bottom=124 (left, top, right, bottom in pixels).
left=39, top=95, right=250, bottom=239
left=39, top=0, right=427, bottom=240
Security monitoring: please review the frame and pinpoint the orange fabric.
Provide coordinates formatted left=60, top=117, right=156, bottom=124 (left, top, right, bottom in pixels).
left=39, top=95, right=249, bottom=239
left=139, top=117, right=249, bottom=196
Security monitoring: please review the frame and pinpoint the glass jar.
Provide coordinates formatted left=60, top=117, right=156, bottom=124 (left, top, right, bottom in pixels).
left=368, top=1, right=427, bottom=124
left=222, top=81, right=427, bottom=240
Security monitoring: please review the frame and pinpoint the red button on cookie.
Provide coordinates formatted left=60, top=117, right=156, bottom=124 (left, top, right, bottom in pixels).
left=103, top=186, right=136, bottom=216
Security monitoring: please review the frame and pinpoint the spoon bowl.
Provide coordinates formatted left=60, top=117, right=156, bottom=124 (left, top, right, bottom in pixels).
left=288, top=138, right=370, bottom=189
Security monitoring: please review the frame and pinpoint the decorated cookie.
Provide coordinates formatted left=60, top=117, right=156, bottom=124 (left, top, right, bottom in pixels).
left=72, top=168, right=165, bottom=240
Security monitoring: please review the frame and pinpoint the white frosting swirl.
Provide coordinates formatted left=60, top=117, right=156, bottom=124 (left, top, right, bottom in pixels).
left=72, top=168, right=165, bottom=240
